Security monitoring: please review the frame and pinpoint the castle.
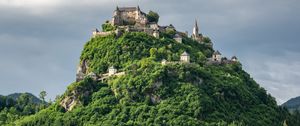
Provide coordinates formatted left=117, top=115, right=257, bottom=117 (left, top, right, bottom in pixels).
left=92, top=6, right=205, bottom=45
left=112, top=6, right=148, bottom=27
left=76, top=6, right=238, bottom=82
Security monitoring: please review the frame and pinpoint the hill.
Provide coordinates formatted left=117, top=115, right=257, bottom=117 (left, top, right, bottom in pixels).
left=0, top=93, right=47, bottom=125
left=14, top=32, right=289, bottom=125
left=7, top=93, right=43, bottom=104
left=10, top=6, right=298, bottom=126
left=282, top=96, right=300, bottom=112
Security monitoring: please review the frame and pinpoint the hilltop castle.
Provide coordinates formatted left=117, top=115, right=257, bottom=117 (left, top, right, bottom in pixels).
left=112, top=6, right=148, bottom=27
left=92, top=6, right=205, bottom=44
left=77, top=6, right=238, bottom=82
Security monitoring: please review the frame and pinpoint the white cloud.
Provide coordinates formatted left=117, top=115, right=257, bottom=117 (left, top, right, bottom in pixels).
left=244, top=51, right=300, bottom=104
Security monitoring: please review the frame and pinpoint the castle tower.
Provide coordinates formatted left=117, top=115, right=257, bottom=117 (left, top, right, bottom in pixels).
left=115, top=6, right=119, bottom=14
left=112, top=6, right=121, bottom=26
left=135, top=5, right=141, bottom=19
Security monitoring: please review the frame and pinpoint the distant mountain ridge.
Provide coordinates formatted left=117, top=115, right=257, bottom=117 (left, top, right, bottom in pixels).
left=6, top=92, right=43, bottom=104
left=282, top=96, right=300, bottom=111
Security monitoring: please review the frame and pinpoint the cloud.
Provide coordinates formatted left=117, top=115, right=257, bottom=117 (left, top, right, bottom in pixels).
left=243, top=51, right=300, bottom=104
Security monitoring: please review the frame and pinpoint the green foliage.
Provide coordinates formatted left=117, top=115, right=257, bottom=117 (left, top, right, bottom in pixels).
left=101, top=23, right=115, bottom=32
left=0, top=93, right=47, bottom=125
left=202, top=37, right=212, bottom=43
left=39, top=91, right=47, bottom=103
left=12, top=30, right=291, bottom=126
left=147, top=11, right=159, bottom=23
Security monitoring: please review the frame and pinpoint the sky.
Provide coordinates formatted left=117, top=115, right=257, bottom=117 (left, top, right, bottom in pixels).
left=0, top=0, right=299, bottom=104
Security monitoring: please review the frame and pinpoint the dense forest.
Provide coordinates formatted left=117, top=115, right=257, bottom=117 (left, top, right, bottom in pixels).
left=0, top=93, right=47, bottom=125
left=2, top=24, right=299, bottom=125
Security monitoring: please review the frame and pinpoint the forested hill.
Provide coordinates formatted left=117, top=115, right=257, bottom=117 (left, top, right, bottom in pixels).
left=7, top=93, right=43, bottom=104
left=11, top=29, right=297, bottom=125
left=282, top=96, right=300, bottom=112
left=7, top=7, right=299, bottom=125
left=0, top=93, right=47, bottom=125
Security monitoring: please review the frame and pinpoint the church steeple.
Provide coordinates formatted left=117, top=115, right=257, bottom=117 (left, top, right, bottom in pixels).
left=137, top=5, right=140, bottom=12
left=193, top=19, right=199, bottom=36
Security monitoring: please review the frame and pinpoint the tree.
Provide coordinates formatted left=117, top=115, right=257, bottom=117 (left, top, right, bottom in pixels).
left=149, top=48, right=158, bottom=58
left=55, top=95, right=61, bottom=102
left=39, top=91, right=47, bottom=104
left=147, top=11, right=159, bottom=23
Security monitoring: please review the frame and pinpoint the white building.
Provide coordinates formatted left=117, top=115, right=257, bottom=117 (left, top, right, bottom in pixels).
left=212, top=51, right=222, bottom=62
left=153, top=29, right=159, bottom=38
left=180, top=51, right=190, bottom=63
left=173, top=33, right=182, bottom=43
left=161, top=59, right=167, bottom=65
left=109, top=66, right=117, bottom=76
left=231, top=56, right=238, bottom=62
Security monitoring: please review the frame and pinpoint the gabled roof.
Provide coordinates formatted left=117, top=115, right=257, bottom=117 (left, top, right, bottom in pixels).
left=213, top=50, right=221, bottom=55
left=168, top=24, right=175, bottom=28
left=109, top=66, right=116, bottom=69
left=181, top=51, right=189, bottom=56
left=231, top=56, right=237, bottom=59
left=173, top=33, right=182, bottom=38
left=88, top=72, right=96, bottom=76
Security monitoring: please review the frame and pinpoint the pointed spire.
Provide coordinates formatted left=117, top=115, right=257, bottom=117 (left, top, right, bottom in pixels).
left=116, top=6, right=119, bottom=11
left=193, top=19, right=199, bottom=36
left=137, top=5, right=140, bottom=11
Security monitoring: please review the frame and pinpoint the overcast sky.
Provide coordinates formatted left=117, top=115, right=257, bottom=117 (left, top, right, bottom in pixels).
left=0, top=0, right=299, bottom=104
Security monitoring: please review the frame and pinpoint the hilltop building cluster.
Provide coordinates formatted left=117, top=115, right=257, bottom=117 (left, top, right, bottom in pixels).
left=207, top=51, right=238, bottom=64
left=76, top=60, right=125, bottom=82
left=92, top=6, right=206, bottom=45
left=76, top=6, right=239, bottom=82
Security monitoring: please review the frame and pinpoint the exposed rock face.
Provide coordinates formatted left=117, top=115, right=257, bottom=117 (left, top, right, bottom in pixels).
left=60, top=90, right=80, bottom=111
left=76, top=59, right=88, bottom=82
left=150, top=94, right=161, bottom=103
left=149, top=81, right=162, bottom=104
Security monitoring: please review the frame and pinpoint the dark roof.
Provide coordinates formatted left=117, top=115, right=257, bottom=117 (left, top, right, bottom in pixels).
left=181, top=51, right=189, bottom=56
left=169, top=24, right=175, bottom=28
left=173, top=33, right=181, bottom=38
left=109, top=66, right=116, bottom=69
left=213, top=50, right=221, bottom=55
left=231, top=56, right=237, bottom=59
left=118, top=7, right=137, bottom=11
